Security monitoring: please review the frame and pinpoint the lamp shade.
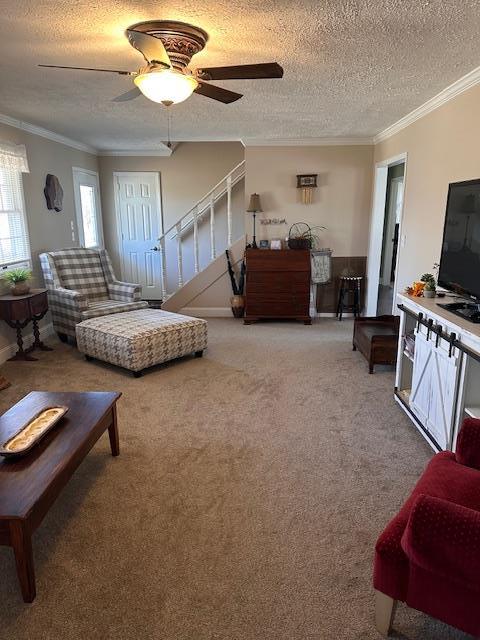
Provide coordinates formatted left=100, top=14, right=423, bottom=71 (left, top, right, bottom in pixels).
left=134, top=69, right=198, bottom=106
left=247, top=193, right=263, bottom=212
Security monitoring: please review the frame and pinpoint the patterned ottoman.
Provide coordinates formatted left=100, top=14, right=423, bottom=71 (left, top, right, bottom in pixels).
left=76, top=308, right=208, bottom=376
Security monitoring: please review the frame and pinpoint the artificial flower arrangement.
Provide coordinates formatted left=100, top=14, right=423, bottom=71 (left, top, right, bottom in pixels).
left=405, top=263, right=439, bottom=298
left=405, top=281, right=425, bottom=297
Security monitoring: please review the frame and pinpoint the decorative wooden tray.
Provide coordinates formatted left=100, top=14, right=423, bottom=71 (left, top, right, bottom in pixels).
left=0, top=405, right=69, bottom=457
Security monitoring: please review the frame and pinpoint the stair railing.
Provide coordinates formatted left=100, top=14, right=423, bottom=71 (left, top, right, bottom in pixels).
left=156, top=160, right=245, bottom=299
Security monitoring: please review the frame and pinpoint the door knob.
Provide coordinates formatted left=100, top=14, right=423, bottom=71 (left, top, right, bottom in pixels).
left=151, top=246, right=159, bottom=251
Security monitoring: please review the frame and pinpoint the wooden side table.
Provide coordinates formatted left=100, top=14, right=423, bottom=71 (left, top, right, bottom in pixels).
left=0, top=289, right=52, bottom=361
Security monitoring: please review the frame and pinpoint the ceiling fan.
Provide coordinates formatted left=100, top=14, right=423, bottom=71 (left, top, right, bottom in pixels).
left=39, top=20, right=284, bottom=106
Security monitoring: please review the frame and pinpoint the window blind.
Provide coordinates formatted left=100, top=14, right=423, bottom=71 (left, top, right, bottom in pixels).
left=0, top=166, right=31, bottom=267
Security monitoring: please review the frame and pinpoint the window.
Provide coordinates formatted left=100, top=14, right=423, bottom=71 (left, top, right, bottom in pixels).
left=73, top=168, right=103, bottom=248
left=0, top=143, right=30, bottom=268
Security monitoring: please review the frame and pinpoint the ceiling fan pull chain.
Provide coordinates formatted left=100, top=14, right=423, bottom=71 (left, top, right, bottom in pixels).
left=167, top=111, right=172, bottom=149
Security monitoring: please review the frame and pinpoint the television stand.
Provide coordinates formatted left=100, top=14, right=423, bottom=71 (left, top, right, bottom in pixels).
left=437, top=301, right=480, bottom=324
left=395, top=293, right=480, bottom=453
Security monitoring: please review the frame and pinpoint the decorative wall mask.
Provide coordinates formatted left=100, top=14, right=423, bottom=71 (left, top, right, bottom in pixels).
left=44, top=174, right=64, bottom=212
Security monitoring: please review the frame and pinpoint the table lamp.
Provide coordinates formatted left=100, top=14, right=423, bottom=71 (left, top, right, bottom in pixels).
left=246, top=193, right=262, bottom=249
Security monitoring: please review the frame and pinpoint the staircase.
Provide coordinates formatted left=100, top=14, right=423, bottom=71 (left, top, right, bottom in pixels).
left=156, top=160, right=245, bottom=310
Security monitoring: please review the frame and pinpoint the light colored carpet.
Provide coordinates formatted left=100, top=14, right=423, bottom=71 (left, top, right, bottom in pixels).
left=0, top=319, right=472, bottom=640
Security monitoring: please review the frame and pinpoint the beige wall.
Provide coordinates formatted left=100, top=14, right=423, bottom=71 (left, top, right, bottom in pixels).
left=0, top=122, right=98, bottom=351
left=98, top=142, right=244, bottom=275
left=187, top=144, right=374, bottom=310
left=374, top=83, right=480, bottom=293
left=245, top=145, right=374, bottom=255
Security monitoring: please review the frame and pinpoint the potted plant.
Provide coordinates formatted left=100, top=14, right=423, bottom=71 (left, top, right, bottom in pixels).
left=421, top=272, right=436, bottom=298
left=288, top=223, right=326, bottom=250
left=2, top=268, right=32, bottom=296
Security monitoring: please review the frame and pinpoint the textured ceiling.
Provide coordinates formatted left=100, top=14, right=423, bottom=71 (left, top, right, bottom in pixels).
left=2, top=1, right=480, bottom=150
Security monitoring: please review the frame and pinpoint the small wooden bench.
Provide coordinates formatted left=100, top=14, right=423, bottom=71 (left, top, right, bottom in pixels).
left=352, top=315, right=400, bottom=373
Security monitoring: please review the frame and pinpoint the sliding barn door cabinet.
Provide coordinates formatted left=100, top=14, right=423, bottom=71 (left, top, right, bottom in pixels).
left=395, top=293, right=480, bottom=452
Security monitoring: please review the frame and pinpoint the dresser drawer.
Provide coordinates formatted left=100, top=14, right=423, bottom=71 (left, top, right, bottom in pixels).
left=247, top=271, right=310, bottom=290
left=246, top=249, right=310, bottom=272
left=246, top=282, right=310, bottom=296
left=246, top=301, right=308, bottom=317
left=246, top=292, right=308, bottom=305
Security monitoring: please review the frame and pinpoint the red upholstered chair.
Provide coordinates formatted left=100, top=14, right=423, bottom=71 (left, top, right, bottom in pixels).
left=373, top=417, right=480, bottom=637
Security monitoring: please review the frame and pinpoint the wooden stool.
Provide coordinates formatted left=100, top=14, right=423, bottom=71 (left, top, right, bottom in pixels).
left=336, top=276, right=362, bottom=320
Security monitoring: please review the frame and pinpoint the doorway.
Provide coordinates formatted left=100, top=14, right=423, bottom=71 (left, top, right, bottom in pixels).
left=378, top=167, right=404, bottom=314
left=366, top=154, right=407, bottom=316
left=114, top=172, right=163, bottom=300
left=73, top=168, right=104, bottom=249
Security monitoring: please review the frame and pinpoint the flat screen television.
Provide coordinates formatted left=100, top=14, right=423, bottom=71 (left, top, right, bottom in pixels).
left=438, top=178, right=480, bottom=302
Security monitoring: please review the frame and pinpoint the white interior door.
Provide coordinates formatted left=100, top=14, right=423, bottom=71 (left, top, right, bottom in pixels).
left=73, top=168, right=104, bottom=248
left=115, top=172, right=163, bottom=299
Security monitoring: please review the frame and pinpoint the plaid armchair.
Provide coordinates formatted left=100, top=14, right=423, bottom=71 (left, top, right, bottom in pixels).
left=39, top=248, right=148, bottom=339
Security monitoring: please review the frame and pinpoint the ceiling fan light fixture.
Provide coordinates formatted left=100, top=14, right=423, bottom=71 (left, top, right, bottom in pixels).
left=134, top=68, right=198, bottom=105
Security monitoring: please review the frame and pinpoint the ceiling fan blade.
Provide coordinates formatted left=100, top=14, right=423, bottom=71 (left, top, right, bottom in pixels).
left=126, top=29, right=171, bottom=67
left=38, top=64, right=134, bottom=76
left=194, top=81, right=242, bottom=104
left=196, top=62, right=283, bottom=81
left=112, top=87, right=142, bottom=102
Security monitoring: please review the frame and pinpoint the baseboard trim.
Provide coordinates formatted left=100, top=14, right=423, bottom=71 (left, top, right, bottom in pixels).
left=313, top=312, right=355, bottom=318
left=0, top=323, right=54, bottom=365
left=180, top=307, right=233, bottom=318
left=180, top=308, right=355, bottom=319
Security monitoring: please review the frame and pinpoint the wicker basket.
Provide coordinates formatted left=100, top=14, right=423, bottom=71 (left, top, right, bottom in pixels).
left=288, top=224, right=312, bottom=250
left=287, top=237, right=311, bottom=250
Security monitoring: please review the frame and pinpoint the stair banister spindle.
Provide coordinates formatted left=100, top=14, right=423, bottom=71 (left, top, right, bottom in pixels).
left=193, top=206, right=200, bottom=274
left=159, top=160, right=244, bottom=301
left=176, top=222, right=183, bottom=288
left=210, top=198, right=216, bottom=260
left=159, top=236, right=167, bottom=300
left=227, top=175, right=232, bottom=247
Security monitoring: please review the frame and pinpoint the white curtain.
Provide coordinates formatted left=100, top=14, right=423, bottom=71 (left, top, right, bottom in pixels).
left=0, top=141, right=29, bottom=173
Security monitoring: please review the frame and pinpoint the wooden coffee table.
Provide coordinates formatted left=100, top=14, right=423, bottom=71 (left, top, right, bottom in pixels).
left=0, top=391, right=121, bottom=602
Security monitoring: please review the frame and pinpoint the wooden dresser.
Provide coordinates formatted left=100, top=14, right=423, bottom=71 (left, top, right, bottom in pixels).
left=244, top=249, right=311, bottom=324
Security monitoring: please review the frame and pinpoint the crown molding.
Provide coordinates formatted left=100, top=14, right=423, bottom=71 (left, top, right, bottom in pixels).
left=242, top=137, right=373, bottom=147
left=0, top=112, right=98, bottom=154
left=99, top=146, right=172, bottom=157
left=374, top=65, right=480, bottom=144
